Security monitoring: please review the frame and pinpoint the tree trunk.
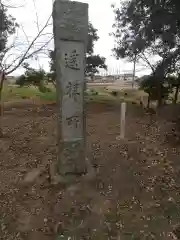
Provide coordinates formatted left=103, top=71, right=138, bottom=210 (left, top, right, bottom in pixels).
left=147, top=95, right=150, bottom=108
left=0, top=72, right=5, bottom=138
left=173, top=85, right=179, bottom=104
left=157, top=82, right=163, bottom=107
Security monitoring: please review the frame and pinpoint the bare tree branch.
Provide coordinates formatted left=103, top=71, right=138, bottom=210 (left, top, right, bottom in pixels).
left=139, top=52, right=155, bottom=73
left=25, top=36, right=53, bottom=59
left=32, top=0, right=41, bottom=67
left=20, top=24, right=30, bottom=46
left=5, top=35, right=53, bottom=73
left=6, top=13, right=52, bottom=75
left=1, top=0, right=26, bottom=9
left=32, top=0, right=40, bottom=33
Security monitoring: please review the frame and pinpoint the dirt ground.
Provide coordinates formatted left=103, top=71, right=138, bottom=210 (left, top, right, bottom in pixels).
left=1, top=101, right=180, bottom=239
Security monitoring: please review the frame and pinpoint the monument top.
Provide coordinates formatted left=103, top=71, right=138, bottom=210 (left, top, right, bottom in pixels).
left=53, top=0, right=88, bottom=44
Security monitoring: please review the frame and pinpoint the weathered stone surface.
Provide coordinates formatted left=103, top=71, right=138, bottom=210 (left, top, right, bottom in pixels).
left=57, top=140, right=86, bottom=175
left=17, top=210, right=32, bottom=232
left=58, top=40, right=85, bottom=142
left=23, top=168, right=41, bottom=184
left=53, top=0, right=88, bottom=44
left=53, top=0, right=88, bottom=176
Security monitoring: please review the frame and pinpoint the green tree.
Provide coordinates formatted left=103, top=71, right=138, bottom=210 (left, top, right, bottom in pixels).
left=49, top=22, right=107, bottom=83
left=16, top=63, right=48, bottom=92
left=48, top=50, right=56, bottom=85
left=86, top=55, right=107, bottom=77
left=112, top=0, right=180, bottom=106
left=16, top=74, right=26, bottom=87
left=167, top=74, right=180, bottom=104
left=0, top=2, right=18, bottom=137
left=0, top=3, right=18, bottom=55
left=112, top=0, right=180, bottom=60
left=0, top=1, right=52, bottom=137
left=140, top=75, right=171, bottom=108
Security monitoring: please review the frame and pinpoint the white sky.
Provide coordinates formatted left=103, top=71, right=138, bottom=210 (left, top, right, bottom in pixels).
left=6, top=0, right=153, bottom=76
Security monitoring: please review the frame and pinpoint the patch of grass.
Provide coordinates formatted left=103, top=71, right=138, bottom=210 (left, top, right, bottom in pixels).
left=2, top=85, right=148, bottom=108
left=85, top=87, right=146, bottom=105
left=109, top=89, right=149, bottom=105
left=86, top=93, right=120, bottom=104
left=2, top=85, right=56, bottom=102
left=38, top=91, right=56, bottom=101
left=89, top=89, right=99, bottom=96
left=2, top=85, right=40, bottom=101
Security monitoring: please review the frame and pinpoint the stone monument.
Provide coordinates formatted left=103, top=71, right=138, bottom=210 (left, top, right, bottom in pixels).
left=53, top=0, right=88, bottom=177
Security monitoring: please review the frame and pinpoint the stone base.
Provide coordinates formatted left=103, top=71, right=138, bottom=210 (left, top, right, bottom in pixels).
left=58, top=140, right=87, bottom=176
left=52, top=157, right=96, bottom=186
left=51, top=171, right=96, bottom=186
left=116, top=136, right=137, bottom=144
left=116, top=135, right=126, bottom=141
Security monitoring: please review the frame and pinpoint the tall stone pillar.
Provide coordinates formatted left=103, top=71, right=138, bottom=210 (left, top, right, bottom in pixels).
left=53, top=0, right=88, bottom=176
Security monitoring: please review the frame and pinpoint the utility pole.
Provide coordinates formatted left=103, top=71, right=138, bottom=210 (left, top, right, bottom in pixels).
left=132, top=53, right=137, bottom=88
left=126, top=38, right=137, bottom=88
